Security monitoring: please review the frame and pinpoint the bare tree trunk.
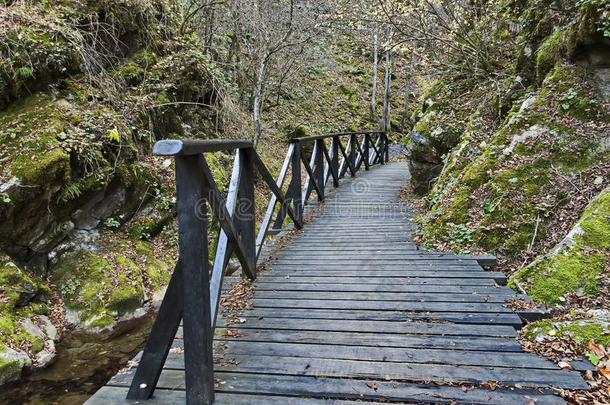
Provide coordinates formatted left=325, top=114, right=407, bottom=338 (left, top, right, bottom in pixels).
left=252, top=58, right=267, bottom=148
left=381, top=32, right=392, bottom=133
left=370, top=27, right=379, bottom=123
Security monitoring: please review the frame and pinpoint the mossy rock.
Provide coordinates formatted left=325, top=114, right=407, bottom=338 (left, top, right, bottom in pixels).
left=51, top=237, right=173, bottom=330
left=52, top=250, right=143, bottom=328
left=420, top=62, right=608, bottom=258
left=0, top=262, right=50, bottom=310
left=522, top=317, right=610, bottom=350
left=0, top=261, right=50, bottom=382
left=510, top=187, right=610, bottom=304
left=0, top=349, right=31, bottom=386
left=10, top=148, right=70, bottom=186
left=536, top=30, right=567, bottom=80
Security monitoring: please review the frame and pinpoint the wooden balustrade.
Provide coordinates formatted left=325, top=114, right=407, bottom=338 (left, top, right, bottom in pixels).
left=127, top=131, right=388, bottom=404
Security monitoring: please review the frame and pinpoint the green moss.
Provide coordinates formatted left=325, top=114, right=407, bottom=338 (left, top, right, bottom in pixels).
left=0, top=260, right=50, bottom=362
left=51, top=237, right=173, bottom=329
left=578, top=190, right=610, bottom=250
left=10, top=148, right=70, bottom=185
left=135, top=241, right=172, bottom=291
left=0, top=355, right=25, bottom=386
left=510, top=188, right=609, bottom=304
left=0, top=262, right=50, bottom=311
left=113, top=50, right=158, bottom=87
left=535, top=30, right=566, bottom=80
left=52, top=250, right=144, bottom=328
left=512, top=248, right=605, bottom=304
left=523, top=318, right=610, bottom=349
left=128, top=218, right=158, bottom=240
left=563, top=322, right=610, bottom=347
left=0, top=313, right=45, bottom=359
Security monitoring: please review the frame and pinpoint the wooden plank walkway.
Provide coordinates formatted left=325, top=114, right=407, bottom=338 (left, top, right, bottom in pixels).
left=87, top=162, right=586, bottom=404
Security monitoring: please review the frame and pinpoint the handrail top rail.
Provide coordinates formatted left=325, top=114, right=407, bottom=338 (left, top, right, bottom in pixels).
left=290, top=130, right=384, bottom=143
left=153, top=139, right=253, bottom=156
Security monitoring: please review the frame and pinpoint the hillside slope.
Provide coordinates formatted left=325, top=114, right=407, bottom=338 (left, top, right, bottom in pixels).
left=406, top=0, right=610, bottom=390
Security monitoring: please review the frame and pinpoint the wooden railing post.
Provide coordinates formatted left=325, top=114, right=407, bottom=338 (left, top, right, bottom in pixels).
left=236, top=148, right=256, bottom=276
left=384, top=131, right=389, bottom=162
left=314, top=139, right=325, bottom=200
left=176, top=155, right=214, bottom=405
left=331, top=136, right=339, bottom=188
left=349, top=134, right=356, bottom=175
left=289, top=142, right=303, bottom=223
left=377, top=132, right=385, bottom=165
left=363, top=134, right=370, bottom=171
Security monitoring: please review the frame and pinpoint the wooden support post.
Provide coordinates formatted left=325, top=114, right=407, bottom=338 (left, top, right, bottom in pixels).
left=331, top=136, right=339, bottom=188
left=384, top=131, right=389, bottom=161
left=236, top=148, right=256, bottom=277
left=314, top=139, right=325, bottom=200
left=176, top=155, right=214, bottom=405
left=338, top=137, right=356, bottom=177
left=289, top=142, right=303, bottom=223
left=349, top=134, right=357, bottom=176
left=379, top=133, right=385, bottom=164
left=303, top=141, right=318, bottom=203
left=363, top=134, right=370, bottom=171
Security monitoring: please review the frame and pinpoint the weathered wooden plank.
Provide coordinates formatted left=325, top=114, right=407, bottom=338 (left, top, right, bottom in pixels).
left=214, top=341, right=556, bottom=369
left=209, top=355, right=588, bottom=389
left=88, top=386, right=389, bottom=405
left=249, top=276, right=499, bottom=286
left=241, top=281, right=515, bottom=294
left=250, top=290, right=519, bottom=303
left=216, top=318, right=516, bottom=337
left=263, top=270, right=507, bottom=279
left=237, top=308, right=524, bottom=326
left=249, top=298, right=513, bottom=313
left=265, top=262, right=493, bottom=269
left=108, top=371, right=567, bottom=405
left=213, top=329, right=523, bottom=351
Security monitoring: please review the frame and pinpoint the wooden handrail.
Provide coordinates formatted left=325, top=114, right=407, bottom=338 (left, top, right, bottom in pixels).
left=128, top=130, right=389, bottom=404
left=153, top=139, right=253, bottom=155
left=290, top=130, right=383, bottom=143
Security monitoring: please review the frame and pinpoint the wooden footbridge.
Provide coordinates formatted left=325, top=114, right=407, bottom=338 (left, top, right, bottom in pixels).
left=87, top=132, right=586, bottom=404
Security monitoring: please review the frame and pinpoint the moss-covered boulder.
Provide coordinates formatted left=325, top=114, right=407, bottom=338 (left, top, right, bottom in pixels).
left=0, top=261, right=55, bottom=385
left=406, top=80, right=468, bottom=194
left=419, top=63, right=609, bottom=258
left=51, top=236, right=173, bottom=331
left=522, top=310, right=610, bottom=355
left=510, top=187, right=609, bottom=305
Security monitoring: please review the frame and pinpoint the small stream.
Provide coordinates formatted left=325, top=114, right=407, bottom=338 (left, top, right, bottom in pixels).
left=0, top=315, right=154, bottom=405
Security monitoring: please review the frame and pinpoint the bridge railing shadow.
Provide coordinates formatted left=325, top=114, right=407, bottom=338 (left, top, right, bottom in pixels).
left=125, top=131, right=388, bottom=404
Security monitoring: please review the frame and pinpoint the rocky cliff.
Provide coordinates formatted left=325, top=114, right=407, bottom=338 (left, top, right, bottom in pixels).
left=406, top=0, right=610, bottom=353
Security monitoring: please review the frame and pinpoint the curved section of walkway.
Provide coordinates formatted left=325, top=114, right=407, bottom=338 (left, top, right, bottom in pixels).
left=89, top=162, right=585, bottom=404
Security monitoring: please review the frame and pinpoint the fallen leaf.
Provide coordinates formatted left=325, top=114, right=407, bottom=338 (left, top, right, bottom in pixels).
left=366, top=381, right=378, bottom=391
left=558, top=360, right=572, bottom=370
left=599, top=367, right=610, bottom=381
left=588, top=340, right=607, bottom=358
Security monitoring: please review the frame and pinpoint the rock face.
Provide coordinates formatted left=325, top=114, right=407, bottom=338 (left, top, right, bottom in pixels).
left=510, top=187, right=610, bottom=305
left=420, top=62, right=610, bottom=259
left=406, top=82, right=464, bottom=194
left=0, top=262, right=56, bottom=385
left=407, top=132, right=443, bottom=194
left=0, top=0, right=224, bottom=387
